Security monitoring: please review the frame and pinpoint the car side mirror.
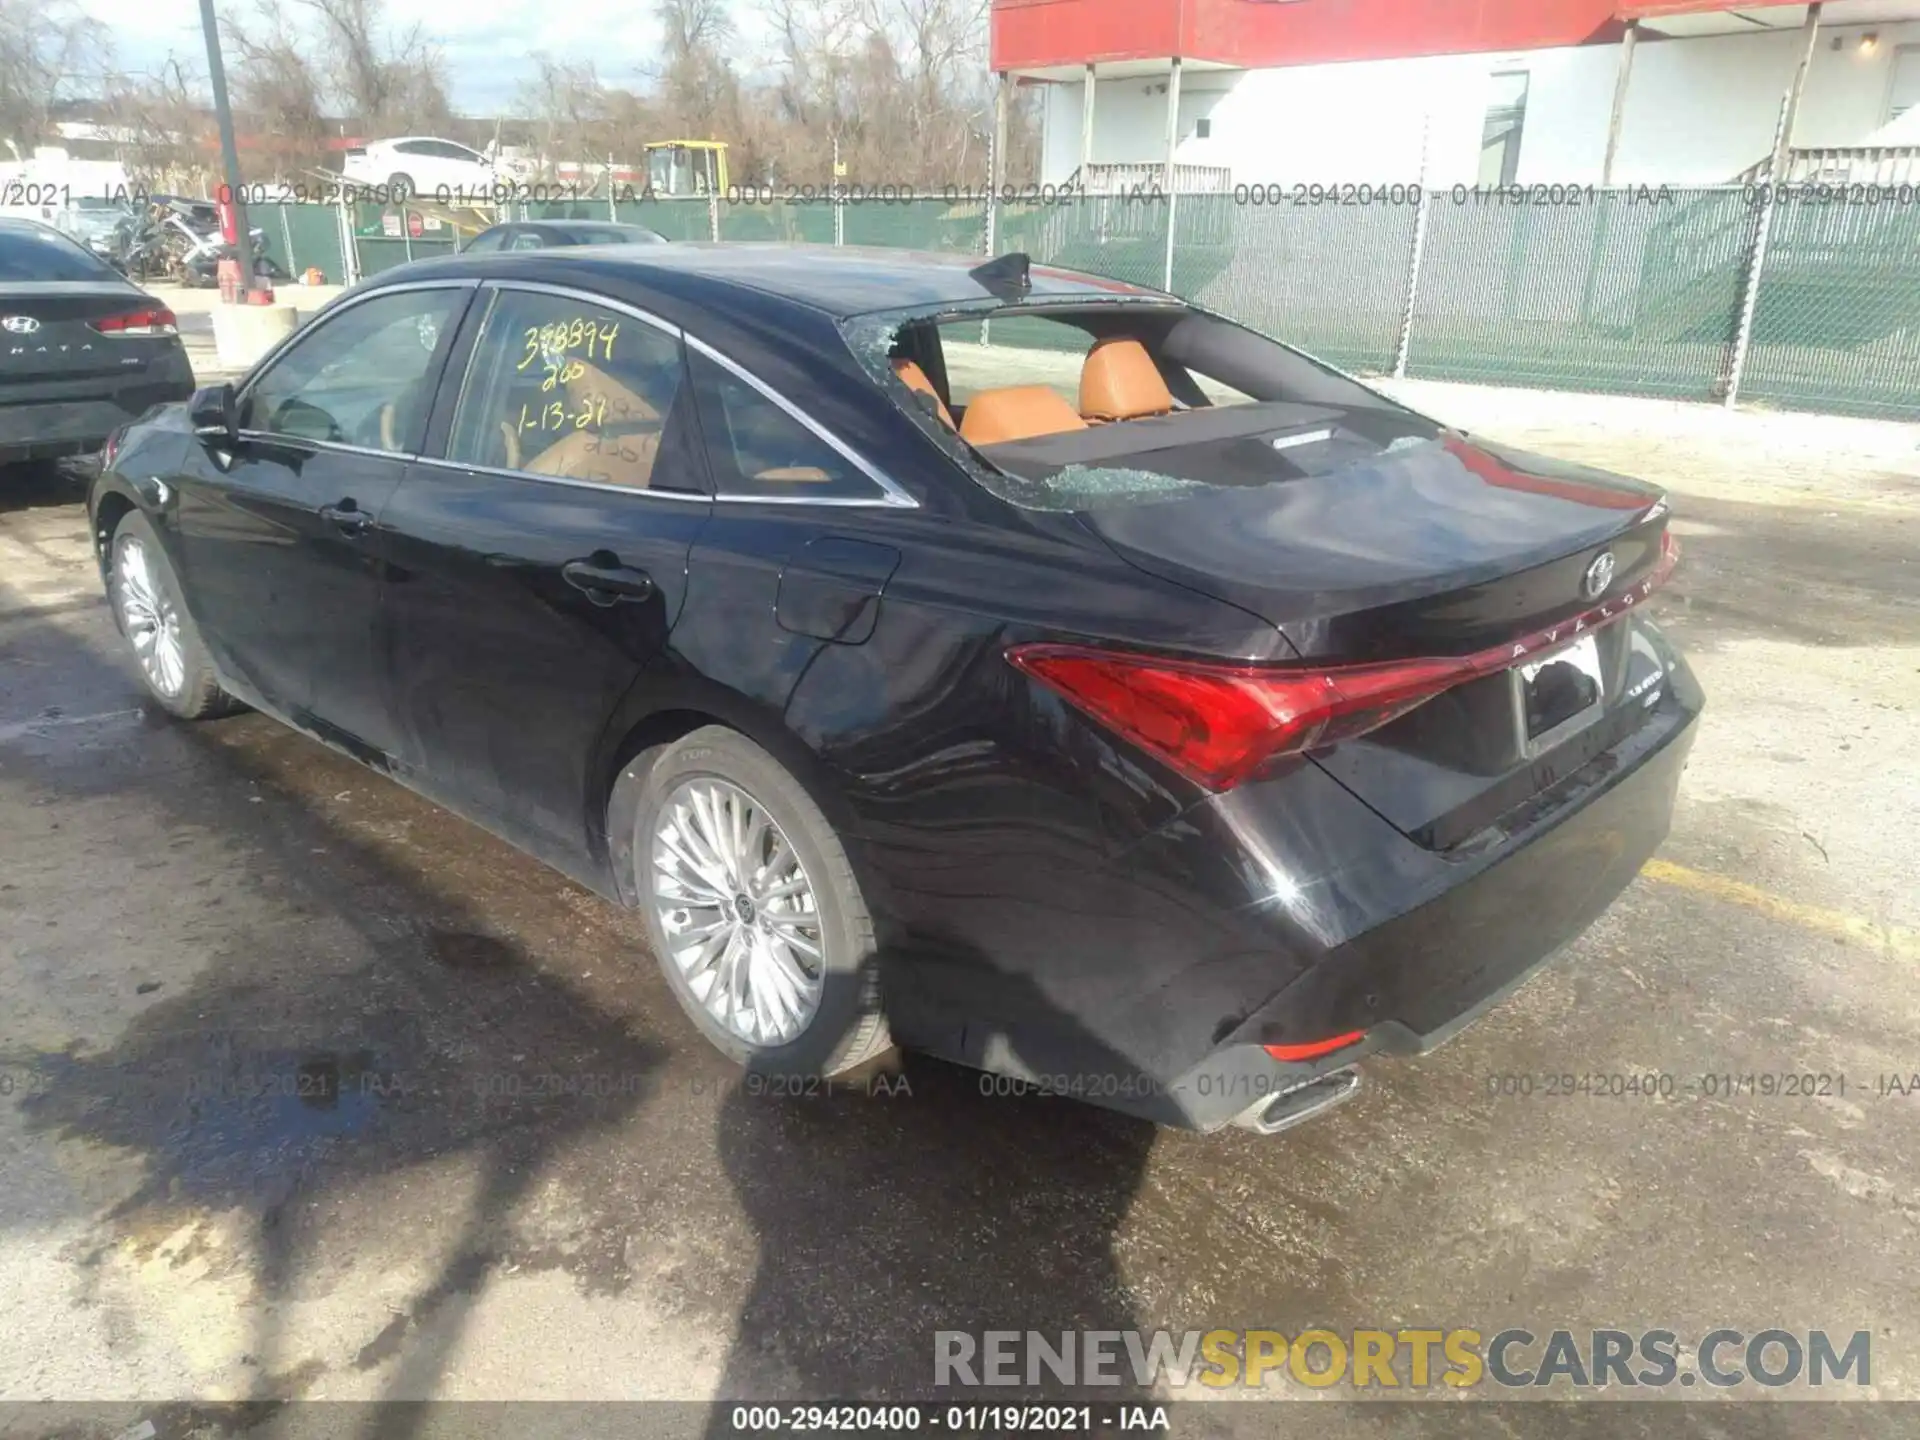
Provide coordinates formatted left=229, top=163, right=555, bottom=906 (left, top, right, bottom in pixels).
left=190, top=383, right=237, bottom=442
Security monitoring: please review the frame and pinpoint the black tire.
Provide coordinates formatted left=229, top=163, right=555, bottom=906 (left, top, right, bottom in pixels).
left=387, top=172, right=415, bottom=202
left=611, top=726, right=891, bottom=1076
left=107, top=511, right=236, bottom=720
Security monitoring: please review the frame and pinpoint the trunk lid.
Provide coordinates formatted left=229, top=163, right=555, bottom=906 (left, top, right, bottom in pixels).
left=0, top=282, right=169, bottom=384
left=1068, top=429, right=1665, bottom=659
left=1051, top=425, right=1676, bottom=851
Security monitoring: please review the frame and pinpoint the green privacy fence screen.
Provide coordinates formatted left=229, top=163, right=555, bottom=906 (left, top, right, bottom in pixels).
left=266, top=188, right=1920, bottom=420
left=1738, top=194, right=1920, bottom=418
left=1180, top=194, right=1419, bottom=374
left=250, top=202, right=349, bottom=284
left=1405, top=188, right=1757, bottom=401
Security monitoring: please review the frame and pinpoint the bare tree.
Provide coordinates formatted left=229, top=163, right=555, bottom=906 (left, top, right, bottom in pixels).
left=97, top=57, right=210, bottom=189
left=224, top=0, right=331, bottom=178
left=0, top=0, right=108, bottom=156
left=294, top=0, right=453, bottom=134
left=518, top=55, right=612, bottom=182
left=655, top=0, right=740, bottom=137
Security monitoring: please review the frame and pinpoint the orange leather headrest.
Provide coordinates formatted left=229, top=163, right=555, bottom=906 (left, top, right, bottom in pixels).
left=1079, top=337, right=1173, bottom=421
left=892, top=358, right=955, bottom=429
left=958, top=386, right=1089, bottom=447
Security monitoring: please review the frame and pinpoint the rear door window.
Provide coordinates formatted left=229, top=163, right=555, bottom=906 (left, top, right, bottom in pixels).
left=445, top=287, right=691, bottom=492
left=688, top=350, right=889, bottom=502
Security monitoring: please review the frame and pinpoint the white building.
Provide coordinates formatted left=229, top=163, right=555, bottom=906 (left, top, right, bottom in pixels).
left=1007, top=1, right=1920, bottom=189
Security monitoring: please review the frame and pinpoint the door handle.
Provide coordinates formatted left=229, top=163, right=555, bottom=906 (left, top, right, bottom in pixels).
left=320, top=500, right=372, bottom=537
left=563, top=558, right=656, bottom=605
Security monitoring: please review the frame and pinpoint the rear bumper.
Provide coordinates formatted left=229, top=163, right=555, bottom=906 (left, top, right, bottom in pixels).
left=1172, top=685, right=1697, bottom=1129
left=890, top=634, right=1702, bottom=1132
left=0, top=368, right=193, bottom=464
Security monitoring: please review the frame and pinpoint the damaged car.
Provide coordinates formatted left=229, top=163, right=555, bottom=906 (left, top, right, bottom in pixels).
left=87, top=242, right=1700, bottom=1132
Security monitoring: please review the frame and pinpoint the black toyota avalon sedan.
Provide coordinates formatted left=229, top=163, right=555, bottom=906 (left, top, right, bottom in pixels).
left=88, top=243, right=1700, bottom=1133
left=2, top=218, right=194, bottom=469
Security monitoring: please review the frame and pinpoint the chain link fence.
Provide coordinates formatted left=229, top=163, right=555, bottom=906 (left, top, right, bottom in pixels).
left=241, top=188, right=1920, bottom=421
left=1739, top=193, right=1920, bottom=418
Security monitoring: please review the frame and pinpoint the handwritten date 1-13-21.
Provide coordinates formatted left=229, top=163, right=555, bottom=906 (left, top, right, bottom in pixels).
left=519, top=395, right=609, bottom=434
left=518, top=318, right=619, bottom=372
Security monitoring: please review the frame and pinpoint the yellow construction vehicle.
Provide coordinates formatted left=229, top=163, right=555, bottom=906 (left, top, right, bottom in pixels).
left=644, top=141, right=729, bottom=197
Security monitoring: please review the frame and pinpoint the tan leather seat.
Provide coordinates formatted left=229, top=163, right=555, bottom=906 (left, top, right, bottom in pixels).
left=1078, top=337, right=1174, bottom=422
left=958, top=386, right=1089, bottom=446
left=892, top=358, right=955, bottom=429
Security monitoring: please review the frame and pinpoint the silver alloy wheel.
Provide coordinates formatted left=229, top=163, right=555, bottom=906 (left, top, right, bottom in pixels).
left=650, top=777, right=825, bottom=1046
left=115, top=534, right=187, bottom=699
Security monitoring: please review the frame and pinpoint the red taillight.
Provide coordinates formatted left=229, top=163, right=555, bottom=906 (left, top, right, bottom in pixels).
left=1008, top=646, right=1464, bottom=790
left=1010, top=527, right=1681, bottom=791
left=1265, top=1030, right=1368, bottom=1063
left=101, top=430, right=120, bottom=468
left=89, top=308, right=178, bottom=337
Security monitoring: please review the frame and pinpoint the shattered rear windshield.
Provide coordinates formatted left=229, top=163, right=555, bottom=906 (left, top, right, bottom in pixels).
left=841, top=298, right=1442, bottom=512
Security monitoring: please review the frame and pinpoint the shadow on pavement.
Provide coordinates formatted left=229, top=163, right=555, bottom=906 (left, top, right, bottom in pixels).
left=0, top=572, right=668, bottom=1436
left=710, top=1013, right=1159, bottom=1414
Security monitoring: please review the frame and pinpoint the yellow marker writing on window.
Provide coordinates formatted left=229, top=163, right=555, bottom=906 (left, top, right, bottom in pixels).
left=517, top=317, right=619, bottom=373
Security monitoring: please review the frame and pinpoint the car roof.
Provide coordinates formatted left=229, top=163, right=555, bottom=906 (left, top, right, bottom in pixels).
left=400, top=243, right=1164, bottom=319
left=529, top=221, right=659, bottom=237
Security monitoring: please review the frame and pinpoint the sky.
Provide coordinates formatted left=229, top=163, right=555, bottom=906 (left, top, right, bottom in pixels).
left=86, top=0, right=751, bottom=116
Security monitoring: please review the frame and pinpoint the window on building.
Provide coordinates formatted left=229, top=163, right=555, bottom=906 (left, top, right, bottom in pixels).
left=1479, top=71, right=1530, bottom=186
left=1890, top=46, right=1920, bottom=122
left=1195, top=117, right=1212, bottom=139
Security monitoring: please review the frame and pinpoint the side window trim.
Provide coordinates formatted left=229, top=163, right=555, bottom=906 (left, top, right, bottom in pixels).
left=683, top=333, right=917, bottom=509
left=234, top=278, right=479, bottom=459
left=418, top=285, right=499, bottom=460
left=420, top=279, right=711, bottom=504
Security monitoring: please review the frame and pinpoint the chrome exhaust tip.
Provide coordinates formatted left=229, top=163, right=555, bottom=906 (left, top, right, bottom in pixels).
left=1232, top=1067, right=1362, bottom=1136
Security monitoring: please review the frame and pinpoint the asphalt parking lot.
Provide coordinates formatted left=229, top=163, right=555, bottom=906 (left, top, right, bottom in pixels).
left=0, top=372, right=1916, bottom=1429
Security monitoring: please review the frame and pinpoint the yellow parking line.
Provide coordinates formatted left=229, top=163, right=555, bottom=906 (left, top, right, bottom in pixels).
left=1641, top=858, right=1920, bottom=962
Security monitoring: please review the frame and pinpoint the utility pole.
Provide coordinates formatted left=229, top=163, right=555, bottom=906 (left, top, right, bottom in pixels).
left=197, top=0, right=257, bottom=297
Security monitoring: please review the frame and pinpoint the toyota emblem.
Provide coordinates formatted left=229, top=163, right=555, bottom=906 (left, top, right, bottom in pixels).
left=1582, top=550, right=1617, bottom=600
left=1, top=315, right=41, bottom=335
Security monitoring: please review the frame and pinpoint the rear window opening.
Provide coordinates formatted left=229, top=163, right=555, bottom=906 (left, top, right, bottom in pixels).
left=0, top=222, right=121, bottom=283
left=843, top=300, right=1440, bottom=510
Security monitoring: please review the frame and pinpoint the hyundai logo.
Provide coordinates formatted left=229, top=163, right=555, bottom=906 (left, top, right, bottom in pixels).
left=1, top=315, right=40, bottom=335
left=1582, top=550, right=1617, bottom=600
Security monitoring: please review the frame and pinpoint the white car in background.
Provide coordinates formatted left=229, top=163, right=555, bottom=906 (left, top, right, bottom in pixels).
left=341, top=138, right=526, bottom=199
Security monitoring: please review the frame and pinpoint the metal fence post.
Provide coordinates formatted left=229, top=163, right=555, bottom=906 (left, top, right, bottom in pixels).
left=278, top=204, right=296, bottom=276
left=337, top=196, right=360, bottom=286
left=708, top=192, right=720, bottom=242
left=1393, top=187, right=1434, bottom=379
left=1724, top=188, right=1776, bottom=408
left=608, top=154, right=618, bottom=220
left=1163, top=190, right=1178, bottom=293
